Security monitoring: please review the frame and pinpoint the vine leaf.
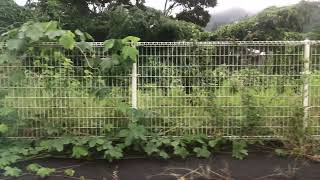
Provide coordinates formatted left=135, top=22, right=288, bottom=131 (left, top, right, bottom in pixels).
left=208, top=137, right=223, bottom=148
left=118, top=124, right=147, bottom=146
left=122, top=36, right=140, bottom=44
left=4, top=166, right=22, bottom=177
left=59, top=31, right=76, bottom=49
left=85, top=32, right=94, bottom=41
left=43, top=21, right=58, bottom=31
left=72, top=146, right=88, bottom=158
left=64, top=169, right=75, bottom=177
left=25, top=23, right=45, bottom=41
left=77, top=42, right=93, bottom=52
left=159, top=151, right=169, bottom=159
left=144, top=142, right=159, bottom=155
left=122, top=46, right=138, bottom=61
left=193, top=147, right=210, bottom=158
left=100, top=57, right=113, bottom=70
left=0, top=53, right=13, bottom=64
left=6, top=39, right=25, bottom=51
left=75, top=29, right=86, bottom=42
left=88, top=138, right=105, bottom=148
left=104, top=146, right=123, bottom=161
left=36, top=167, right=56, bottom=178
left=173, top=146, right=189, bottom=159
left=232, top=141, right=248, bottom=160
left=45, top=30, right=65, bottom=40
left=0, top=124, right=8, bottom=134
left=26, top=163, right=41, bottom=173
left=103, top=39, right=115, bottom=52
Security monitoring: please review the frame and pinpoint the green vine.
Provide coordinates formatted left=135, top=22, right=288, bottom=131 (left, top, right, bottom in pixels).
left=0, top=21, right=253, bottom=179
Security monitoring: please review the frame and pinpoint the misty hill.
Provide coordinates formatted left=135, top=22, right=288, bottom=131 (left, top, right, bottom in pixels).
left=212, top=1, right=320, bottom=40
left=206, top=8, right=255, bottom=31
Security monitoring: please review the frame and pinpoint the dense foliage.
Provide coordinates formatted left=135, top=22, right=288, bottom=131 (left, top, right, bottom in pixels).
left=163, top=0, right=217, bottom=27
left=212, top=1, right=320, bottom=40
left=24, top=0, right=210, bottom=41
left=0, top=0, right=31, bottom=35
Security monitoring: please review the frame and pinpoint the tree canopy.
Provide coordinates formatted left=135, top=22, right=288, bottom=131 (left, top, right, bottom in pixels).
left=164, top=0, right=217, bottom=27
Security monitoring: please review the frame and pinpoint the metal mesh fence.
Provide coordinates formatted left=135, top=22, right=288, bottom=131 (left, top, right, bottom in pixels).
left=1, top=41, right=320, bottom=138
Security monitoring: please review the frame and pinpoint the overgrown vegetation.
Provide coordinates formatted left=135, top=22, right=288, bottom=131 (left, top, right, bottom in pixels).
left=1, top=15, right=320, bottom=179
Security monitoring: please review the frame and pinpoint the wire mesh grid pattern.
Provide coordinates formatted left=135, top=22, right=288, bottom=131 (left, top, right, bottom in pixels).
left=1, top=41, right=320, bottom=138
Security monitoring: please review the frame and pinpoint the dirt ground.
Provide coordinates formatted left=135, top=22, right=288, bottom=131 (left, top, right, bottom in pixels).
left=6, top=152, right=320, bottom=180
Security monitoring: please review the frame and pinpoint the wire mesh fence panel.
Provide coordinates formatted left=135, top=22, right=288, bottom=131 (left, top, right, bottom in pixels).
left=1, top=41, right=320, bottom=139
left=137, top=42, right=305, bottom=138
left=310, top=42, right=320, bottom=137
left=0, top=43, right=131, bottom=138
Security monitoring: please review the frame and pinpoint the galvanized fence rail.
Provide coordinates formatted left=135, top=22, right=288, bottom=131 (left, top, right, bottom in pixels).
left=1, top=41, right=320, bottom=139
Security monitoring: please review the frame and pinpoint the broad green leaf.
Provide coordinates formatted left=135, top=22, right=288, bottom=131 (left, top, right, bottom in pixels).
left=97, top=141, right=112, bottom=151
left=208, top=138, right=223, bottom=148
left=45, top=30, right=65, bottom=40
left=51, top=139, right=65, bottom=152
left=100, top=57, right=113, bottom=70
left=77, top=42, right=93, bottom=52
left=6, top=39, right=25, bottom=51
left=122, top=36, right=140, bottom=44
left=104, top=146, right=123, bottom=160
left=88, top=138, right=105, bottom=148
left=0, top=53, right=12, bottom=64
left=4, top=166, right=22, bottom=177
left=122, top=46, right=138, bottom=61
left=193, top=147, right=211, bottom=158
left=232, top=141, right=248, bottom=160
left=72, top=146, right=88, bottom=158
left=144, top=142, right=159, bottom=155
left=25, top=23, right=45, bottom=41
left=64, top=169, right=75, bottom=177
left=36, top=167, right=56, bottom=178
left=26, top=163, right=41, bottom=173
left=43, top=21, right=58, bottom=32
left=174, top=146, right=189, bottom=159
left=159, top=151, right=169, bottom=159
left=0, top=124, right=8, bottom=134
left=84, top=32, right=94, bottom=41
left=75, top=29, right=86, bottom=41
left=59, top=31, right=76, bottom=49
left=111, top=54, right=121, bottom=65
left=103, top=39, right=115, bottom=52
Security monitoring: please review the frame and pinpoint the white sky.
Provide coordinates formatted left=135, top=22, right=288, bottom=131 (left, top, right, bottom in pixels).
left=15, top=0, right=303, bottom=13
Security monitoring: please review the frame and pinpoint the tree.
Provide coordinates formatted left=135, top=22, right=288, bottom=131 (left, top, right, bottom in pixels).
left=24, top=0, right=208, bottom=41
left=163, top=0, right=217, bottom=27
left=0, top=0, right=30, bottom=34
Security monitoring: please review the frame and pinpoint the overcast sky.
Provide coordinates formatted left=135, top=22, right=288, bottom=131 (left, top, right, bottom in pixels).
left=15, top=0, right=303, bottom=13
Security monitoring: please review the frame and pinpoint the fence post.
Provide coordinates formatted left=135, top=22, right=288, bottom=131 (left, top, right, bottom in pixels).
left=303, top=39, right=311, bottom=129
left=131, top=62, right=138, bottom=109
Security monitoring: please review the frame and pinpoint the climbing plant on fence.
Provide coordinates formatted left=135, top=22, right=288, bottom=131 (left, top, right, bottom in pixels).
left=0, top=21, right=243, bottom=179
left=1, top=21, right=320, bottom=179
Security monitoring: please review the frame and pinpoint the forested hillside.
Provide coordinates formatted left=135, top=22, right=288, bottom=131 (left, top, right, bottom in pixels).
left=212, top=1, right=320, bottom=40
left=206, top=8, right=254, bottom=31
left=1, top=0, right=320, bottom=41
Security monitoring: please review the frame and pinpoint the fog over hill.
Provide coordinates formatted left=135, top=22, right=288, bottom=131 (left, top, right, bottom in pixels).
left=206, top=8, right=256, bottom=31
